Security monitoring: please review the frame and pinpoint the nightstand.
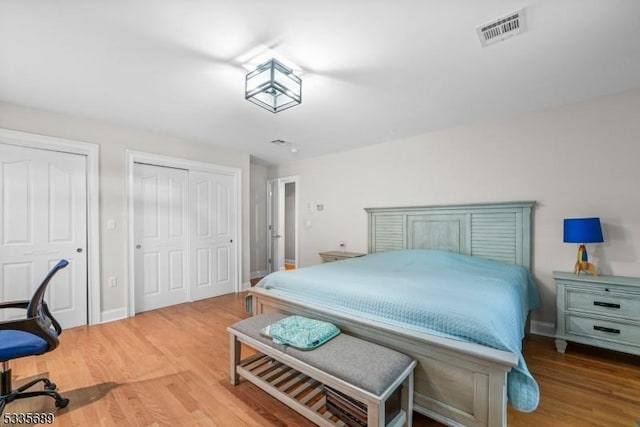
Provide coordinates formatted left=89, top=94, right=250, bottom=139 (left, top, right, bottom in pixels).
left=553, top=271, right=640, bottom=355
left=319, top=251, right=366, bottom=263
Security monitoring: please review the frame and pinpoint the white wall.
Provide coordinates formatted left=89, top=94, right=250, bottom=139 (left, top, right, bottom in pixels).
left=269, top=89, right=640, bottom=325
left=0, top=102, right=251, bottom=317
left=250, top=162, right=268, bottom=278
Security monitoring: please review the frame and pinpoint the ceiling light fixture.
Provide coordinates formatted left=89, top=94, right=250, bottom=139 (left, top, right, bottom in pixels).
left=245, top=58, right=302, bottom=113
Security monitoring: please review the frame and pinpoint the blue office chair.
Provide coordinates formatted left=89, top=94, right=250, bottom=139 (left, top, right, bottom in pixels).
left=0, top=259, right=70, bottom=414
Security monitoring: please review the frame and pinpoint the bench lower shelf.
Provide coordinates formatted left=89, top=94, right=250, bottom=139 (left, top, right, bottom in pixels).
left=237, top=352, right=407, bottom=427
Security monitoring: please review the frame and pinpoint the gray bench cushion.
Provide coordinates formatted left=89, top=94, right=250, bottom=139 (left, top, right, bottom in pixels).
left=229, top=313, right=414, bottom=396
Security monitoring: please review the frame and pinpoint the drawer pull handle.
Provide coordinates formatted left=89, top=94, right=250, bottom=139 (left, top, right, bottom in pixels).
left=593, top=325, right=620, bottom=334
left=593, top=301, right=620, bottom=309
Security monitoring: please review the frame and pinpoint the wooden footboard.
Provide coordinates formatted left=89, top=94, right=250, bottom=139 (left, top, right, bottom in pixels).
left=249, top=288, right=518, bottom=427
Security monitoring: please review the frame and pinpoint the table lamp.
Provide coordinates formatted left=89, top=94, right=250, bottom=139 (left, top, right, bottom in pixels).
left=563, top=217, right=604, bottom=276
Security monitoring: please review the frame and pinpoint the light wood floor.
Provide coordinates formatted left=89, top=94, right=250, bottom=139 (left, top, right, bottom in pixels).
left=5, top=292, right=640, bottom=426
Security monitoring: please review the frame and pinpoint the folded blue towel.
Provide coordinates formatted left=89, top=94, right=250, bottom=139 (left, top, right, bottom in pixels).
left=261, top=315, right=340, bottom=350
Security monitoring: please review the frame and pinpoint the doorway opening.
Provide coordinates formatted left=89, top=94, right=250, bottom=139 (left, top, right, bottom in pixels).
left=284, top=182, right=296, bottom=270
left=267, top=176, right=298, bottom=274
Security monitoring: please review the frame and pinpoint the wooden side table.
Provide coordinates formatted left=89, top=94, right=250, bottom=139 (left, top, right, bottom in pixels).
left=554, top=271, right=640, bottom=355
left=319, top=251, right=366, bottom=263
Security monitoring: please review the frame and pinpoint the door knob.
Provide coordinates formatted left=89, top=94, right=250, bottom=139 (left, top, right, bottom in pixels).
left=76, top=248, right=83, bottom=253
left=136, top=245, right=141, bottom=249
left=229, top=239, right=233, bottom=243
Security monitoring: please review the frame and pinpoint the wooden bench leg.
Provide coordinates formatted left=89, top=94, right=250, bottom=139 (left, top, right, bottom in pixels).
left=229, top=334, right=241, bottom=385
left=367, top=401, right=380, bottom=427
left=403, top=372, right=414, bottom=427
left=378, top=401, right=386, bottom=427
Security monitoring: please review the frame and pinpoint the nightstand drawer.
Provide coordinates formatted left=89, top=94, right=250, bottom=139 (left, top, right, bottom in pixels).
left=566, top=289, right=640, bottom=318
left=566, top=314, right=640, bottom=348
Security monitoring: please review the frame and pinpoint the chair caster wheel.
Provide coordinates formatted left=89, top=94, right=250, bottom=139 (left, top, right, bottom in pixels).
left=45, top=382, right=57, bottom=390
left=55, top=398, right=69, bottom=409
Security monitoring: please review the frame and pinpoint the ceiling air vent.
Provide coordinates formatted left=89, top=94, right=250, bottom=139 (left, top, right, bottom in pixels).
left=476, top=8, right=526, bottom=47
left=270, top=139, right=289, bottom=146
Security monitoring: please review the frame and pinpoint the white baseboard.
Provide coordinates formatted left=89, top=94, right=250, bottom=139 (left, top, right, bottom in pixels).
left=529, top=320, right=555, bottom=337
left=251, top=270, right=268, bottom=279
left=285, top=258, right=295, bottom=265
left=242, top=281, right=252, bottom=290
left=100, top=307, right=128, bottom=324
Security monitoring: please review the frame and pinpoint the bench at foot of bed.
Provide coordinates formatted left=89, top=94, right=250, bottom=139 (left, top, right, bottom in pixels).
left=228, top=313, right=417, bottom=427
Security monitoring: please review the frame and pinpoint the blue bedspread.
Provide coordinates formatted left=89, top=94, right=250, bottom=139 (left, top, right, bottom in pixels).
left=257, top=249, right=540, bottom=412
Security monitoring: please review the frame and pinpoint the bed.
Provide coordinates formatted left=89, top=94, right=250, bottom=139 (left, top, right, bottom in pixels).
left=249, top=201, right=537, bottom=427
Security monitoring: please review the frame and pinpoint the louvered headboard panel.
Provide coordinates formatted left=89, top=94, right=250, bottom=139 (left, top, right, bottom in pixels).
left=366, top=201, right=534, bottom=269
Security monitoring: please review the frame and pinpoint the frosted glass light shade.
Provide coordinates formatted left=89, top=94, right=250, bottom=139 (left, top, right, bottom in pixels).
left=245, top=58, right=302, bottom=113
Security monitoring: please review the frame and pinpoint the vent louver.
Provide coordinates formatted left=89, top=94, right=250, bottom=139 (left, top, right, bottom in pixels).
left=270, top=139, right=289, bottom=146
left=477, top=8, right=526, bottom=47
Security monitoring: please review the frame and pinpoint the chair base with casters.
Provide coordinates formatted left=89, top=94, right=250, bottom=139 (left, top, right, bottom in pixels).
left=0, top=359, right=69, bottom=414
left=0, top=259, right=71, bottom=414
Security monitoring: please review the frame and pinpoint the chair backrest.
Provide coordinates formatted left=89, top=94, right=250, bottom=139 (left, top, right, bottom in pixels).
left=26, top=259, right=69, bottom=340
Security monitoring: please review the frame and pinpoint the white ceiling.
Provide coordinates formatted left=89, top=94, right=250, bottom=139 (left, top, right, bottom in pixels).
left=1, top=1, right=639, bottom=165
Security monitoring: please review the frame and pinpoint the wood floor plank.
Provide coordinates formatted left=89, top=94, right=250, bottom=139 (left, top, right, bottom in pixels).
left=4, top=292, right=639, bottom=426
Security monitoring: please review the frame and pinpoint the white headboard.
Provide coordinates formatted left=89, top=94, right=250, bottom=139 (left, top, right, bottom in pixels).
left=365, top=201, right=535, bottom=269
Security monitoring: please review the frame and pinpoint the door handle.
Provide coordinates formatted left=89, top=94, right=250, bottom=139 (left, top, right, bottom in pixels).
left=76, top=248, right=83, bottom=253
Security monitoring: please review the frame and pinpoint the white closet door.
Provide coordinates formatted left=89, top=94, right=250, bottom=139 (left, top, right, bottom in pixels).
left=190, top=170, right=236, bottom=300
left=133, top=163, right=189, bottom=313
left=0, top=143, right=87, bottom=328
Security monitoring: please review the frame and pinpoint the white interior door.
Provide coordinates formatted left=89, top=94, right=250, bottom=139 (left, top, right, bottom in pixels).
left=0, top=143, right=87, bottom=328
left=190, top=170, right=236, bottom=300
left=133, top=163, right=189, bottom=313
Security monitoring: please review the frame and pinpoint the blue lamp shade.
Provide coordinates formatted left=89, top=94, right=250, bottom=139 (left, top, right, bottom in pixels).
left=563, top=217, right=604, bottom=243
